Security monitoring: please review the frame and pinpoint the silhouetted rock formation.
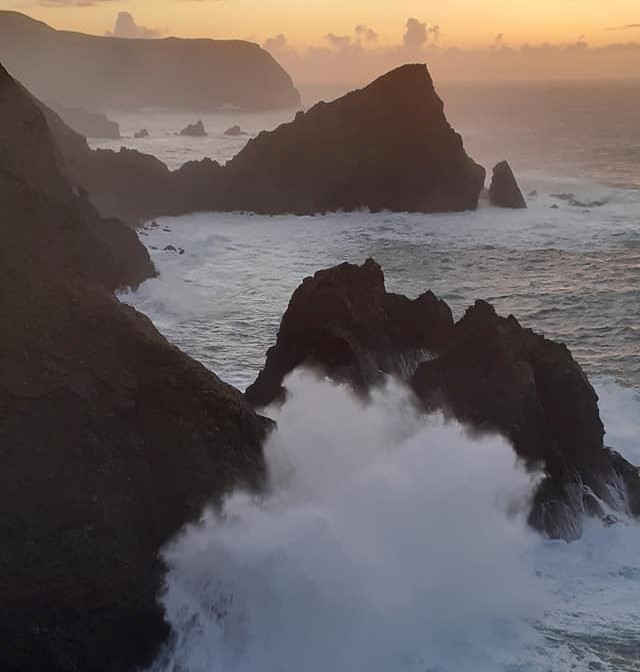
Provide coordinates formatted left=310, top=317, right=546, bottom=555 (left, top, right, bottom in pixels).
left=134, top=128, right=149, bottom=138
left=49, top=103, right=121, bottom=139
left=248, top=259, right=640, bottom=541
left=225, top=124, right=247, bottom=136
left=222, top=64, right=485, bottom=214
left=246, top=258, right=453, bottom=406
left=180, top=120, right=207, bottom=137
left=489, top=160, right=526, bottom=209
left=0, top=61, right=268, bottom=672
left=28, top=63, right=485, bottom=224
left=0, top=11, right=300, bottom=111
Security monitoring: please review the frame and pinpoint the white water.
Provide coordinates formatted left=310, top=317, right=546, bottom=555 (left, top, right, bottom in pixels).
left=149, top=374, right=640, bottom=672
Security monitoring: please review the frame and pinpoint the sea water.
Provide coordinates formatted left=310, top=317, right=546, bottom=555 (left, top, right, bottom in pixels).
left=113, top=80, right=640, bottom=671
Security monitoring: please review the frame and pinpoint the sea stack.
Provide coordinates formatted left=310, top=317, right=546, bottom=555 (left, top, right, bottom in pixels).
left=248, top=258, right=640, bottom=541
left=489, top=160, right=527, bottom=208
left=222, top=64, right=486, bottom=214
left=180, top=120, right=207, bottom=137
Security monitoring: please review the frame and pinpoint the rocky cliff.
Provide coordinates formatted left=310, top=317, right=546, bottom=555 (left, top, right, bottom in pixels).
left=247, top=259, right=640, bottom=540
left=0, top=61, right=268, bottom=672
left=0, top=11, right=300, bottom=112
left=32, top=63, right=486, bottom=223
left=222, top=64, right=486, bottom=214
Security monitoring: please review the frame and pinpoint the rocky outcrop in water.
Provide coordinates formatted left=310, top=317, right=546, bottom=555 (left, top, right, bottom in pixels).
left=222, top=64, right=486, bottom=214
left=49, top=103, right=121, bottom=139
left=248, top=259, right=640, bottom=540
left=225, top=124, right=248, bottom=136
left=489, top=160, right=526, bottom=208
left=180, top=120, right=207, bottom=137
left=0, top=11, right=300, bottom=111
left=135, top=128, right=149, bottom=138
left=245, top=258, right=453, bottom=406
left=0, top=61, right=268, bottom=672
left=31, top=63, right=486, bottom=224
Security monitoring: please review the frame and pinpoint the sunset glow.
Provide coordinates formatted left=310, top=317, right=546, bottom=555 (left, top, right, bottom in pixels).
left=15, top=0, right=640, bottom=49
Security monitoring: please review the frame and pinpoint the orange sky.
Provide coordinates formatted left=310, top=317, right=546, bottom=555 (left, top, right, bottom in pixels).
left=12, top=0, right=640, bottom=49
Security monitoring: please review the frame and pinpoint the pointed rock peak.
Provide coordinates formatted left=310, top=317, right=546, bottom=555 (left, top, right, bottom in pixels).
left=489, top=160, right=527, bottom=209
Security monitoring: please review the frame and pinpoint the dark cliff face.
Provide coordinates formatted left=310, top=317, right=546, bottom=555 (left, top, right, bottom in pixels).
left=0, top=62, right=268, bottom=671
left=247, top=259, right=640, bottom=541
left=245, top=258, right=453, bottom=406
left=222, top=64, right=486, bottom=214
left=0, top=11, right=300, bottom=111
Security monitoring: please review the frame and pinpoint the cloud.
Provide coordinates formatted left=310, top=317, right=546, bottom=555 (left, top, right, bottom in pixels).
left=22, top=0, right=118, bottom=5
left=324, top=33, right=353, bottom=50
left=264, top=33, right=287, bottom=52
left=606, top=23, right=640, bottom=31
left=106, top=11, right=160, bottom=39
left=403, top=17, right=428, bottom=49
left=355, top=24, right=379, bottom=43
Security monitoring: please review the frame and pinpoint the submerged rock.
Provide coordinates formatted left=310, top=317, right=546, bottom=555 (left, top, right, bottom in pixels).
left=489, top=160, right=526, bottom=208
left=0, top=61, right=268, bottom=672
left=223, top=64, right=486, bottom=214
left=180, top=120, right=207, bottom=137
left=224, top=124, right=247, bottom=136
left=249, top=259, right=640, bottom=541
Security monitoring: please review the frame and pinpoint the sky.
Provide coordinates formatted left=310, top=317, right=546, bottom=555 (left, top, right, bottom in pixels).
left=7, top=0, right=640, bottom=83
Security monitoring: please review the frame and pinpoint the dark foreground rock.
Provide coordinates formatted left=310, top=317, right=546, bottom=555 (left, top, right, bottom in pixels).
left=222, top=64, right=486, bottom=214
left=180, top=120, right=207, bottom=137
left=248, top=259, right=640, bottom=540
left=0, top=10, right=300, bottom=111
left=49, top=103, right=121, bottom=139
left=0, top=62, right=268, bottom=672
left=246, top=258, right=453, bottom=406
left=489, top=160, right=526, bottom=208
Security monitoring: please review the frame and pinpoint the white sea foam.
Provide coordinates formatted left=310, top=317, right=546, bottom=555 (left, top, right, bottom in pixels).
left=151, top=373, right=640, bottom=672
left=152, top=372, right=546, bottom=672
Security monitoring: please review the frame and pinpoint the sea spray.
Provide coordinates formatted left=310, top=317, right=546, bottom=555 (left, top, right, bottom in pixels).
left=152, top=372, right=547, bottom=672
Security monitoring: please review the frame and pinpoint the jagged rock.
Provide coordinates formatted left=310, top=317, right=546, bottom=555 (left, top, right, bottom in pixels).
left=224, top=124, right=247, bottom=136
left=0, top=61, right=268, bottom=672
left=528, top=189, right=538, bottom=197
left=49, top=103, right=120, bottom=139
left=245, top=258, right=453, bottom=407
left=248, top=259, right=640, bottom=541
left=551, top=192, right=575, bottom=201
left=0, top=11, right=301, bottom=111
left=489, top=160, right=526, bottom=209
left=134, top=128, right=149, bottom=139
left=163, top=244, right=177, bottom=251
left=222, top=64, right=485, bottom=214
left=180, top=120, right=207, bottom=137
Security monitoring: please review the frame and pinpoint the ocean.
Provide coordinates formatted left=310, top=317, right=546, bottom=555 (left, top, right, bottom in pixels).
left=104, top=79, right=639, bottom=671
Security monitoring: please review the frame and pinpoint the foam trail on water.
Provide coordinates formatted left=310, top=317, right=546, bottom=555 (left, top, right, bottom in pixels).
left=152, top=372, right=547, bottom=672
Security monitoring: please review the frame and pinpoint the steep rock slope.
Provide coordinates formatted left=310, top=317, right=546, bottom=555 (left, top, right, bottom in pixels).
left=0, top=62, right=268, bottom=672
